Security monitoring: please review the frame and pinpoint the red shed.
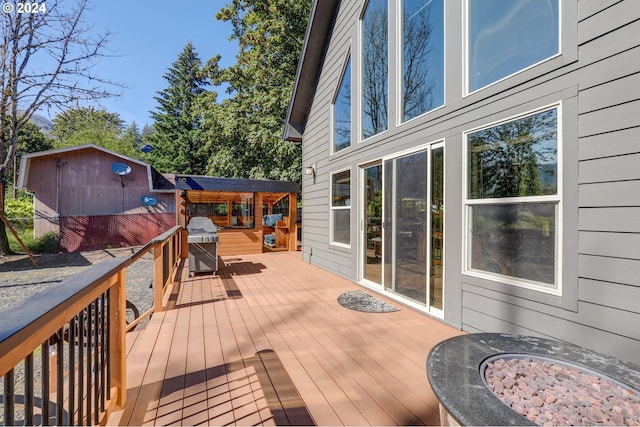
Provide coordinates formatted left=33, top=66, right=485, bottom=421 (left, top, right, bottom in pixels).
left=18, top=144, right=176, bottom=252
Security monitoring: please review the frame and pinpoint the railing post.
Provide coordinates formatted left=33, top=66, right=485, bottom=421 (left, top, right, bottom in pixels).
left=154, top=243, right=164, bottom=313
left=110, top=269, right=127, bottom=409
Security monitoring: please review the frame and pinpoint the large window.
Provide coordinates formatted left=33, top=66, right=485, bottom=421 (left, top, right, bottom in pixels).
left=401, top=0, right=445, bottom=121
left=332, top=57, right=351, bottom=153
left=331, top=169, right=351, bottom=246
left=465, top=106, right=560, bottom=291
left=467, top=0, right=560, bottom=93
left=361, top=0, right=388, bottom=139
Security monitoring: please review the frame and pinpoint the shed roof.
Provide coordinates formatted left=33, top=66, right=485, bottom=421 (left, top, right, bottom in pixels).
left=18, top=144, right=174, bottom=193
left=175, top=175, right=300, bottom=194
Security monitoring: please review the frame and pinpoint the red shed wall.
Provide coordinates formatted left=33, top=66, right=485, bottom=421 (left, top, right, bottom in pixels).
left=26, top=149, right=175, bottom=217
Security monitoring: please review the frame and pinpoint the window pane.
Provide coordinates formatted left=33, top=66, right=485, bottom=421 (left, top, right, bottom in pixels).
left=394, top=150, right=428, bottom=303
left=468, top=108, right=557, bottom=199
left=231, top=193, right=255, bottom=228
left=402, top=0, right=445, bottom=121
left=331, top=170, right=351, bottom=207
left=333, top=209, right=351, bottom=245
left=362, top=0, right=388, bottom=139
left=470, top=203, right=556, bottom=286
left=333, top=58, right=351, bottom=152
left=468, top=0, right=559, bottom=91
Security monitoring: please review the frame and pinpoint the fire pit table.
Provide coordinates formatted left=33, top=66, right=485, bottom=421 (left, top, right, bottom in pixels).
left=427, top=333, right=640, bottom=426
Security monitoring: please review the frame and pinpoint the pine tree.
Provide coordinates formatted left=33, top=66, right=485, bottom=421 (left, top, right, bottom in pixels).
left=147, top=42, right=209, bottom=174
left=201, top=0, right=312, bottom=182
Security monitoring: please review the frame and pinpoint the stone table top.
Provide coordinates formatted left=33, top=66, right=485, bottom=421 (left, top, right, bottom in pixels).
left=426, top=333, right=640, bottom=426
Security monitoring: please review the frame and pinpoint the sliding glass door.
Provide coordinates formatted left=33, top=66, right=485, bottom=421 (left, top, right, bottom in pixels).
left=362, top=143, right=443, bottom=315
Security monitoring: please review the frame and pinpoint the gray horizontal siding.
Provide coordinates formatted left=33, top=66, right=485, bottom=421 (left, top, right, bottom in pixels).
left=578, top=0, right=621, bottom=21
left=579, top=72, right=640, bottom=115
left=462, top=284, right=640, bottom=364
left=578, top=0, right=639, bottom=44
left=579, top=231, right=640, bottom=259
left=579, top=255, right=640, bottom=286
left=300, top=0, right=358, bottom=279
left=579, top=181, right=640, bottom=207
left=580, top=126, right=640, bottom=160
left=580, top=153, right=640, bottom=183
left=460, top=1, right=640, bottom=363
left=578, top=99, right=640, bottom=137
left=300, top=0, right=640, bottom=364
left=580, top=278, right=640, bottom=314
left=580, top=207, right=640, bottom=232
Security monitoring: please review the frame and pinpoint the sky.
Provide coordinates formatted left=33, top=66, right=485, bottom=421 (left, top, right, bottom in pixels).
left=78, top=0, right=239, bottom=128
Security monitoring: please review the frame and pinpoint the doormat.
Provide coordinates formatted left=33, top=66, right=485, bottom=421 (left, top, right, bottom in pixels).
left=337, top=290, right=399, bottom=313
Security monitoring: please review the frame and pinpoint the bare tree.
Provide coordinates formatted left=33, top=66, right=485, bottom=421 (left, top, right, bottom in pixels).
left=0, top=0, right=120, bottom=255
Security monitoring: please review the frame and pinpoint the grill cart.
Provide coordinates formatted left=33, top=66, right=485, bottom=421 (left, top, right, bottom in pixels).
left=187, top=217, right=219, bottom=275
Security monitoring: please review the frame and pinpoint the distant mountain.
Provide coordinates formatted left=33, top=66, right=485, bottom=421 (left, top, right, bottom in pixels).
left=28, top=113, right=54, bottom=134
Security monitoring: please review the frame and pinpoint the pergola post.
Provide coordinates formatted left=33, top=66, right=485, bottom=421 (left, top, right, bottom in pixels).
left=288, top=193, right=297, bottom=251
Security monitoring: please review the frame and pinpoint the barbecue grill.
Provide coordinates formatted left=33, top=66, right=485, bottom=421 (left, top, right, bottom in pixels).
left=187, top=216, right=219, bottom=275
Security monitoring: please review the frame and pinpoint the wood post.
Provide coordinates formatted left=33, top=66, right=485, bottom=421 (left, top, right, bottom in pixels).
left=288, top=193, right=297, bottom=251
left=153, top=243, right=164, bottom=313
left=110, top=269, right=127, bottom=408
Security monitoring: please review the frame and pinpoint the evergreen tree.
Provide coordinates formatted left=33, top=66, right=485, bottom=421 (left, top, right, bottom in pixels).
left=147, top=42, right=209, bottom=174
left=122, top=121, right=143, bottom=154
left=201, top=0, right=312, bottom=182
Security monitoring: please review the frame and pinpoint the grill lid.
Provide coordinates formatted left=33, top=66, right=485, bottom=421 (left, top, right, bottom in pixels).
left=187, top=217, right=219, bottom=243
left=187, top=216, right=218, bottom=234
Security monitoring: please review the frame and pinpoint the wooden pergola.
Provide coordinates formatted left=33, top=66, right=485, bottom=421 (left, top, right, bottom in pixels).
left=175, top=175, right=300, bottom=255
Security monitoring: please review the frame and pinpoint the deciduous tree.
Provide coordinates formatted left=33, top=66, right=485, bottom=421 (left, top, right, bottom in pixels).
left=0, top=0, right=119, bottom=254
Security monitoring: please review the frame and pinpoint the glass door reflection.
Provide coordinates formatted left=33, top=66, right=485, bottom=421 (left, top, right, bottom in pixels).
left=430, top=147, right=444, bottom=311
left=363, top=164, right=383, bottom=284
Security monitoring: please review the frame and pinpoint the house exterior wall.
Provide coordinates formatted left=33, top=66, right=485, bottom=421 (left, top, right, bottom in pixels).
left=300, top=0, right=640, bottom=364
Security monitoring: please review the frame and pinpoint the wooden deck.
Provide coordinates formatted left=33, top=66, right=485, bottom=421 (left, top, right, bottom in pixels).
left=109, top=252, right=463, bottom=426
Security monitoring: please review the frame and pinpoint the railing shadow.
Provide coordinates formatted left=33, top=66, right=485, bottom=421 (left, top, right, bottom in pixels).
left=121, top=349, right=315, bottom=426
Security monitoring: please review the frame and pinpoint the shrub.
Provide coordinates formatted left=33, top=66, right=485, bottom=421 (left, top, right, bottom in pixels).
left=31, top=231, right=60, bottom=253
left=5, top=198, right=33, bottom=222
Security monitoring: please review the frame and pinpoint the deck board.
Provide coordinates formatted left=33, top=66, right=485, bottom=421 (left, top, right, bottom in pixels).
left=109, top=252, right=463, bottom=426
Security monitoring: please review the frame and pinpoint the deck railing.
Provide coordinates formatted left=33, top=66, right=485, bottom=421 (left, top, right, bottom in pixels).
left=0, top=225, right=184, bottom=426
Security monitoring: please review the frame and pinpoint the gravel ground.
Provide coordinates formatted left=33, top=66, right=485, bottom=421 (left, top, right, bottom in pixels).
left=0, top=247, right=155, bottom=325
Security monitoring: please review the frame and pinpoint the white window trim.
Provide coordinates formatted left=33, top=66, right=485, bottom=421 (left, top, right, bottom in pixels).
left=462, top=103, right=563, bottom=296
left=329, top=167, right=352, bottom=248
left=330, top=50, right=352, bottom=156
left=463, top=0, right=563, bottom=96
left=396, top=0, right=447, bottom=126
left=358, top=0, right=391, bottom=144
